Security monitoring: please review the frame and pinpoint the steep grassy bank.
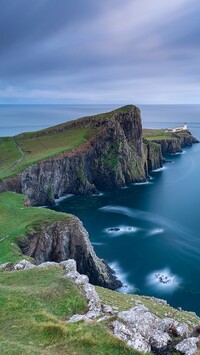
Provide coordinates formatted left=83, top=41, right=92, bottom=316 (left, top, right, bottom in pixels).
left=0, top=267, right=138, bottom=355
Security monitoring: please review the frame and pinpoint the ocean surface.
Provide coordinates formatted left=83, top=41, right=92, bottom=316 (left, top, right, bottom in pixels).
left=1, top=104, right=200, bottom=315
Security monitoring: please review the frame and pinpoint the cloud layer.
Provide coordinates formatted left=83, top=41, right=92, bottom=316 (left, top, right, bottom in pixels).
left=0, top=0, right=200, bottom=103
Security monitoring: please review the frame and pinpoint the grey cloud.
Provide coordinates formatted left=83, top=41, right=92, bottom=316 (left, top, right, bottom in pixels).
left=0, top=0, right=200, bottom=103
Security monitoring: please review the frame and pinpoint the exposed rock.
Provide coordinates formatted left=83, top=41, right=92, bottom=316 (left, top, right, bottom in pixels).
left=144, top=140, right=163, bottom=171
left=150, top=130, right=199, bottom=156
left=149, top=329, right=171, bottom=350
left=65, top=271, right=80, bottom=280
left=75, top=274, right=89, bottom=285
left=0, top=262, right=14, bottom=271
left=82, top=282, right=101, bottom=317
left=191, top=324, right=200, bottom=337
left=37, top=261, right=59, bottom=268
left=102, top=304, right=115, bottom=314
left=175, top=337, right=199, bottom=355
left=13, top=259, right=36, bottom=270
left=59, top=259, right=77, bottom=272
left=19, top=217, right=121, bottom=290
left=112, top=320, right=151, bottom=353
left=159, top=317, right=179, bottom=334
left=117, top=305, right=160, bottom=339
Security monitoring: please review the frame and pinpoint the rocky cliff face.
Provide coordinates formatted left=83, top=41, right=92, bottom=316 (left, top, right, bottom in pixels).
left=151, top=131, right=198, bottom=155
left=19, top=216, right=121, bottom=290
left=144, top=140, right=163, bottom=171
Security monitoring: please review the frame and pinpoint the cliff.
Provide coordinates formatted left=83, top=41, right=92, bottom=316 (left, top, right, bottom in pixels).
left=143, top=128, right=199, bottom=171
left=19, top=217, right=121, bottom=289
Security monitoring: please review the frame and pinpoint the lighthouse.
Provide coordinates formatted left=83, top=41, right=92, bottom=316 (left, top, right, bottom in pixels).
left=183, top=123, right=188, bottom=130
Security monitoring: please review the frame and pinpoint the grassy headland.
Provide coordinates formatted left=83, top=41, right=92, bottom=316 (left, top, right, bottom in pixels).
left=0, top=105, right=137, bottom=180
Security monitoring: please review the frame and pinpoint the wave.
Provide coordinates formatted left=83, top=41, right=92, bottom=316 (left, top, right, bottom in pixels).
left=99, top=205, right=200, bottom=260
left=104, top=225, right=138, bottom=236
left=146, top=267, right=181, bottom=293
left=55, top=194, right=74, bottom=205
left=151, top=166, right=167, bottom=172
left=109, top=261, right=136, bottom=294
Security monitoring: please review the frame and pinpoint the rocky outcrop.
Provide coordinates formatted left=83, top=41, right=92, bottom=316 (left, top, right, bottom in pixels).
left=18, top=216, right=121, bottom=290
left=151, top=131, right=199, bottom=156
left=144, top=140, right=163, bottom=171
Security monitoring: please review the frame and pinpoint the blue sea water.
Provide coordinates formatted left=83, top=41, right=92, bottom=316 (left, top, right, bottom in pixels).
left=1, top=104, right=200, bottom=315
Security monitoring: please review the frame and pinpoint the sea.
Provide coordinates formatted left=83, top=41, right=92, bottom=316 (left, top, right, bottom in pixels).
left=1, top=104, right=200, bottom=315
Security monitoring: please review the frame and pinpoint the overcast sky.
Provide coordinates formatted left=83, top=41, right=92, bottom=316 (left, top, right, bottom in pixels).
left=0, top=0, right=200, bottom=104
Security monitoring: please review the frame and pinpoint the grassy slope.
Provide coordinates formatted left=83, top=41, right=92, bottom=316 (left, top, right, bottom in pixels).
left=143, top=129, right=174, bottom=141
left=0, top=126, right=97, bottom=179
left=0, top=105, right=136, bottom=180
left=0, top=267, right=139, bottom=355
left=0, top=192, right=70, bottom=263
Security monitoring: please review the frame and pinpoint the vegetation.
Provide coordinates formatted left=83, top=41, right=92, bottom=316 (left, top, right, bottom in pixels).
left=143, top=129, right=173, bottom=141
left=0, top=192, right=70, bottom=264
left=102, top=143, right=120, bottom=169
left=0, top=267, right=140, bottom=355
left=0, top=126, right=98, bottom=179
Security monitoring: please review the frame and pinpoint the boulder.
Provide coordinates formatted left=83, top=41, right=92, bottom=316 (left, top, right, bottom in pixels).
left=176, top=323, right=189, bottom=339
left=112, top=320, right=151, bottom=353
left=75, top=274, right=89, bottom=285
left=175, top=337, right=199, bottom=355
left=150, top=329, right=171, bottom=350
left=60, top=259, right=77, bottom=273
left=13, top=259, right=36, bottom=270
left=117, top=305, right=160, bottom=339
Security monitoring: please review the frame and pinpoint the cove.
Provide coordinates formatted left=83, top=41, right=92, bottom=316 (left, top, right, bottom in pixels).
left=51, top=132, right=200, bottom=316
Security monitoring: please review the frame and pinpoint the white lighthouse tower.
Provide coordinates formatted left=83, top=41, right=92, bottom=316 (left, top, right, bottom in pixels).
left=183, top=123, right=188, bottom=130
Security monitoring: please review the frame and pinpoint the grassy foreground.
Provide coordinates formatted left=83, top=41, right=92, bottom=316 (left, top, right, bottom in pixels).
left=0, top=192, right=69, bottom=264
left=0, top=267, right=140, bottom=355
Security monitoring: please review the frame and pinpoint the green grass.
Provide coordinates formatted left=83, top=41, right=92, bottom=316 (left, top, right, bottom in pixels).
left=0, top=267, right=140, bottom=355
left=0, top=137, right=21, bottom=176
left=0, top=192, right=70, bottom=263
left=143, top=129, right=173, bottom=140
left=0, top=126, right=98, bottom=179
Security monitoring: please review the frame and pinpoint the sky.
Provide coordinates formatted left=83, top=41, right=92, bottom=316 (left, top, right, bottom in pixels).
left=0, top=0, right=200, bottom=104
